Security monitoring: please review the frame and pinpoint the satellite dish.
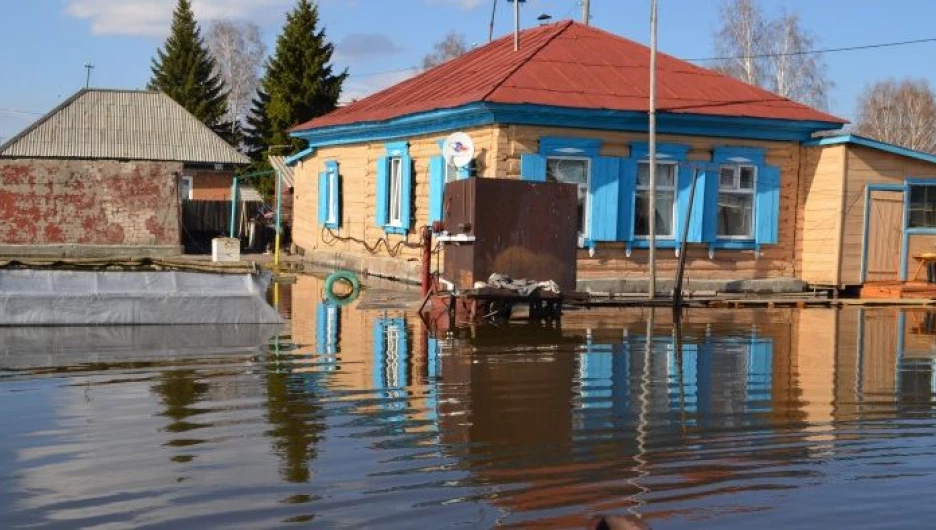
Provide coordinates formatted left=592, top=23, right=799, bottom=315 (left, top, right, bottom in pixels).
left=443, top=132, right=475, bottom=169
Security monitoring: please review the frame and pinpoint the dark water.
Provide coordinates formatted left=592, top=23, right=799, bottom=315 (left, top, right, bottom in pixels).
left=3, top=277, right=936, bottom=528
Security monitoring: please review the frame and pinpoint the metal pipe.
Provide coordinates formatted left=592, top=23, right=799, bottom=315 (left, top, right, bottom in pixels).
left=421, top=226, right=433, bottom=297
left=647, top=0, right=658, bottom=300
left=514, top=0, right=520, bottom=51
left=274, top=168, right=282, bottom=268
left=673, top=166, right=699, bottom=308
left=582, top=0, right=590, bottom=24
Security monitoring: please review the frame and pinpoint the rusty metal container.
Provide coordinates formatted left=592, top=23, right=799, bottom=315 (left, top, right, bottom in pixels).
left=442, top=178, right=578, bottom=293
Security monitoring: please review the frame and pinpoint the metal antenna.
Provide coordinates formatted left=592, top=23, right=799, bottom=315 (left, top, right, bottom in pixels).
left=648, top=0, right=658, bottom=299
left=84, top=62, right=95, bottom=88
left=488, top=0, right=497, bottom=42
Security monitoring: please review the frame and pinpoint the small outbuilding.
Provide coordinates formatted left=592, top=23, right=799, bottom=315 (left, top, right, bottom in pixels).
left=0, top=88, right=248, bottom=257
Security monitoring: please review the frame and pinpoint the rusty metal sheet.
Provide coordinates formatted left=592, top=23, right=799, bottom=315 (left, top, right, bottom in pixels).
left=443, top=178, right=578, bottom=293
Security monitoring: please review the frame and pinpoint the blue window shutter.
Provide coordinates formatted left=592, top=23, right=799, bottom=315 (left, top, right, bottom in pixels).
left=315, top=302, right=327, bottom=355
left=590, top=156, right=621, bottom=241
left=687, top=170, right=708, bottom=242
left=755, top=165, right=781, bottom=244
left=317, top=171, right=328, bottom=226
left=400, top=153, right=413, bottom=231
left=618, top=158, right=638, bottom=241
left=675, top=164, right=695, bottom=243
left=700, top=170, right=720, bottom=243
left=520, top=153, right=546, bottom=181
left=372, top=319, right=387, bottom=390
left=747, top=338, right=773, bottom=410
left=374, top=156, right=389, bottom=227
left=428, top=155, right=445, bottom=224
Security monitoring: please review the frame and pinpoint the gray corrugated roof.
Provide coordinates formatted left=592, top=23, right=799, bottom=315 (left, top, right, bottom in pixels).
left=0, top=89, right=249, bottom=164
left=268, top=156, right=295, bottom=188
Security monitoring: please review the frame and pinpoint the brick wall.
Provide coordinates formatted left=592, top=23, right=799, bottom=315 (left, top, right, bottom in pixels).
left=0, top=158, right=181, bottom=246
left=188, top=168, right=234, bottom=200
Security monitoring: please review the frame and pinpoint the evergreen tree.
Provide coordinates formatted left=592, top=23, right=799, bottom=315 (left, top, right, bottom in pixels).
left=246, top=0, right=346, bottom=194
left=148, top=0, right=228, bottom=132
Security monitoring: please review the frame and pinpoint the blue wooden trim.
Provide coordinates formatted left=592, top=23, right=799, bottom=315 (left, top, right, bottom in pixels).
left=905, top=228, right=936, bottom=235
left=805, top=134, right=936, bottom=166
left=712, top=146, right=766, bottom=165
left=901, top=185, right=911, bottom=281
left=861, top=185, right=872, bottom=283
left=284, top=146, right=315, bottom=165
left=290, top=102, right=841, bottom=147
left=385, top=141, right=409, bottom=156
left=325, top=160, right=338, bottom=171
left=709, top=240, right=758, bottom=250
left=539, top=136, right=601, bottom=157
left=905, top=177, right=936, bottom=186
left=867, top=183, right=906, bottom=192
left=629, top=142, right=690, bottom=160
left=629, top=239, right=680, bottom=249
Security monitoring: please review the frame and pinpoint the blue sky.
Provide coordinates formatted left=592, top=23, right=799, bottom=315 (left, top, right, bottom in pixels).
left=2, top=0, right=935, bottom=143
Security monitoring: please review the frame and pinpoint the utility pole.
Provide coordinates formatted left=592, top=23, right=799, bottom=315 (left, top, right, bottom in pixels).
left=647, top=0, right=658, bottom=299
left=489, top=0, right=497, bottom=42
left=582, top=0, right=590, bottom=25
left=84, top=62, right=95, bottom=89
left=509, top=0, right=526, bottom=51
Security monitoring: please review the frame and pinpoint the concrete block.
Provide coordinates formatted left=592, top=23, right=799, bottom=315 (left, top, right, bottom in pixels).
left=212, top=238, right=241, bottom=262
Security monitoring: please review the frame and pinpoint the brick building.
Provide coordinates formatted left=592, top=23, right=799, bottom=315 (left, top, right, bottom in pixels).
left=0, top=88, right=248, bottom=257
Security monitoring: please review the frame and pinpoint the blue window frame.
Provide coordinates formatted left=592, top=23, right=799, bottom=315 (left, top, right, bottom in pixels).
left=318, top=160, right=341, bottom=229
left=705, top=147, right=780, bottom=250
left=625, top=142, right=691, bottom=250
left=375, top=142, right=412, bottom=235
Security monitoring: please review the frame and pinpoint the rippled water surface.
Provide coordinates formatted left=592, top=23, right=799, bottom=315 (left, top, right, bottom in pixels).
left=4, top=276, right=936, bottom=528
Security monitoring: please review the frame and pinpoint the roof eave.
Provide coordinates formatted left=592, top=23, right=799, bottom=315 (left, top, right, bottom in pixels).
left=803, top=134, right=936, bottom=166
left=290, top=102, right=844, bottom=148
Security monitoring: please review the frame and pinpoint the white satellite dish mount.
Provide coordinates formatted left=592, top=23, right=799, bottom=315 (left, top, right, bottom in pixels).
left=442, top=132, right=475, bottom=169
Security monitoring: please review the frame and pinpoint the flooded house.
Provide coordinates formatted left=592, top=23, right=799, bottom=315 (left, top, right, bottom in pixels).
left=0, top=88, right=248, bottom=257
left=285, top=20, right=936, bottom=293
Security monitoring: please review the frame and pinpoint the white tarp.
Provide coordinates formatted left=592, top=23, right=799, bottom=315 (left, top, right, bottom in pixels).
left=0, top=324, right=281, bottom=370
left=0, top=270, right=284, bottom=326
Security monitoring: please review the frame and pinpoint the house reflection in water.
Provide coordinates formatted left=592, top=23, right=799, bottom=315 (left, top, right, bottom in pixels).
left=285, top=274, right=936, bottom=524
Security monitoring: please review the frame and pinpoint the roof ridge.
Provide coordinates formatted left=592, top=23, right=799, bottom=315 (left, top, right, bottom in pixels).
left=480, top=20, right=575, bottom=103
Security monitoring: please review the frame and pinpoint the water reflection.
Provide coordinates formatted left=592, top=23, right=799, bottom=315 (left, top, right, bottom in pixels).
left=4, top=274, right=936, bottom=528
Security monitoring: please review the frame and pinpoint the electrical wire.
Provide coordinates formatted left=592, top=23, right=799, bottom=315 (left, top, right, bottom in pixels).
left=688, top=36, right=936, bottom=62
left=321, top=226, right=427, bottom=257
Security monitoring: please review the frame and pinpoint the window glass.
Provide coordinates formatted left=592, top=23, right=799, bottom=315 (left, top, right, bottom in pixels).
left=909, top=185, right=936, bottom=228
left=717, top=165, right=755, bottom=238
left=326, top=170, right=337, bottom=224
left=547, top=157, right=590, bottom=238
left=635, top=162, right=676, bottom=237
left=388, top=157, right=403, bottom=226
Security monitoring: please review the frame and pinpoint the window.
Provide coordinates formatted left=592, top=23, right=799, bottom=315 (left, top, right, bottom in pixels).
left=547, top=157, right=590, bottom=238
left=385, top=324, right=401, bottom=388
left=635, top=162, right=676, bottom=237
left=717, top=165, right=755, bottom=238
left=388, top=156, right=403, bottom=226
left=179, top=176, right=193, bottom=200
left=909, top=185, right=936, bottom=228
left=326, top=169, right=338, bottom=225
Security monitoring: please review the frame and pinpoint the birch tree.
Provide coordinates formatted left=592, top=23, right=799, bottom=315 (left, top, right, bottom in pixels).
left=855, top=79, right=936, bottom=153
left=713, top=0, right=831, bottom=109
left=422, top=31, right=469, bottom=70
left=206, top=20, right=266, bottom=134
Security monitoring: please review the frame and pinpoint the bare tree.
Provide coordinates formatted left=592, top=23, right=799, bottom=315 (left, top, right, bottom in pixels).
left=206, top=19, right=266, bottom=132
left=713, top=0, right=831, bottom=109
left=422, top=31, right=469, bottom=70
left=855, top=78, right=936, bottom=153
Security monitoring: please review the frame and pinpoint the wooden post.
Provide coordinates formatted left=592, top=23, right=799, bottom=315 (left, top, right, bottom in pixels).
left=673, top=166, right=699, bottom=308
left=647, top=0, right=659, bottom=300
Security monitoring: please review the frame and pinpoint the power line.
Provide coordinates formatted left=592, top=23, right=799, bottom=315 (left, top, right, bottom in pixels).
left=689, top=35, right=936, bottom=62
left=0, top=107, right=43, bottom=116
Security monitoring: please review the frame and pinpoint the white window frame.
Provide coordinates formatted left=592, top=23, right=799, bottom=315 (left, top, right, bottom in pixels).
left=388, top=156, right=403, bottom=227
left=179, top=175, right=193, bottom=200
left=635, top=161, right=677, bottom=239
left=326, top=169, right=338, bottom=225
left=717, top=164, right=757, bottom=240
left=546, top=155, right=591, bottom=241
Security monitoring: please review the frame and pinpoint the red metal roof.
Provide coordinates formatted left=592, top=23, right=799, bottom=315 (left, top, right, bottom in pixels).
left=293, top=20, right=845, bottom=132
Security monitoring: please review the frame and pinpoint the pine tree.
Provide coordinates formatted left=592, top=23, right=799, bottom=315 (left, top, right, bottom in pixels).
left=148, top=0, right=228, bottom=132
left=245, top=0, right=346, bottom=194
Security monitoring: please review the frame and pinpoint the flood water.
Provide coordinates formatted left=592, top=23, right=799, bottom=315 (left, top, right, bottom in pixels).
left=3, top=276, right=936, bottom=528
